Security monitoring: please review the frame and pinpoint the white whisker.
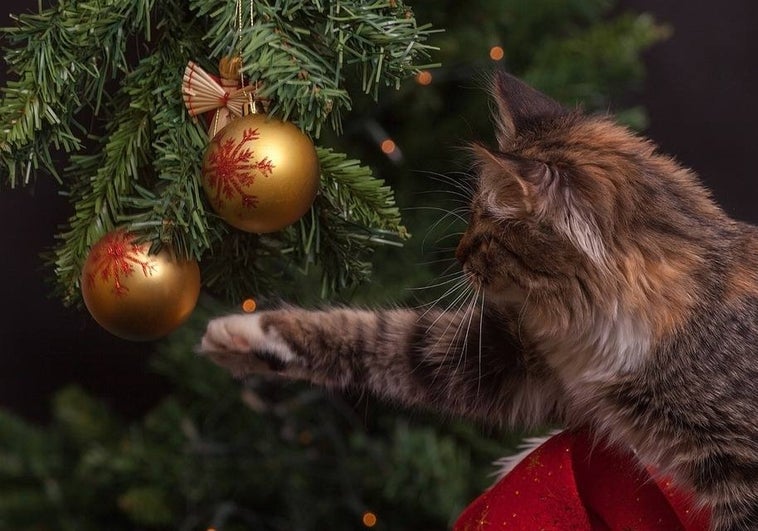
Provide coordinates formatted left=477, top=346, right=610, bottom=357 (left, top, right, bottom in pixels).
left=415, top=170, right=476, bottom=198
left=424, top=278, right=474, bottom=333
left=517, top=286, right=533, bottom=343
left=435, top=231, right=465, bottom=245
left=420, top=208, right=468, bottom=254
left=404, top=205, right=469, bottom=225
left=430, top=286, right=478, bottom=383
left=414, top=272, right=470, bottom=317
left=414, top=189, right=473, bottom=205
left=455, top=285, right=481, bottom=377
left=416, top=256, right=457, bottom=267
left=431, top=246, right=462, bottom=254
left=410, top=281, right=473, bottom=379
left=407, top=271, right=468, bottom=291
left=477, top=289, right=486, bottom=400
left=434, top=260, right=464, bottom=280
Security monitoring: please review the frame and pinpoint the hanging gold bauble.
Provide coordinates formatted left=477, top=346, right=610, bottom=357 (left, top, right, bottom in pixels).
left=81, top=230, right=201, bottom=341
left=201, top=112, right=320, bottom=233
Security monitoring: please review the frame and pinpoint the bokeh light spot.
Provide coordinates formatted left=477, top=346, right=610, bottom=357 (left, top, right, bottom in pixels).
left=489, top=45, right=505, bottom=61
left=242, top=298, right=257, bottom=313
left=362, top=511, right=378, bottom=527
left=380, top=139, right=397, bottom=154
left=416, top=70, right=433, bottom=85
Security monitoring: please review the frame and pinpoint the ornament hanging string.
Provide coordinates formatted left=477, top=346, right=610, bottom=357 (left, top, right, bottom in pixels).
left=180, top=0, right=263, bottom=134
left=236, top=0, right=258, bottom=114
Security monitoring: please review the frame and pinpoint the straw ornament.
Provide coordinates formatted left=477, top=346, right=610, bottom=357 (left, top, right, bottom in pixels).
left=182, top=56, right=261, bottom=135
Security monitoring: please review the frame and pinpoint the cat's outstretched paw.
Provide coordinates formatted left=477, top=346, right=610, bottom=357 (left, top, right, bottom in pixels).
left=198, top=313, right=299, bottom=378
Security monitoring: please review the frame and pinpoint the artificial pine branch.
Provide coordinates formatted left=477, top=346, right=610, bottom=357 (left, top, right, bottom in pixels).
left=2, top=0, right=436, bottom=306
left=199, top=231, right=281, bottom=303
left=0, top=0, right=156, bottom=186
left=192, top=0, right=438, bottom=135
left=317, top=147, right=406, bottom=236
left=294, top=147, right=409, bottom=296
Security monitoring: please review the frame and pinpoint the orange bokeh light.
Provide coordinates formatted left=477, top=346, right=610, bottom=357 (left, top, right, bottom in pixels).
left=416, top=70, right=433, bottom=85
left=242, top=298, right=257, bottom=313
left=380, top=139, right=396, bottom=154
left=489, top=45, right=505, bottom=61
left=362, top=511, right=378, bottom=527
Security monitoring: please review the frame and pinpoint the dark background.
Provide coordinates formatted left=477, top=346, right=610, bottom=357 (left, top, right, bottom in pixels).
left=1, top=0, right=756, bottom=421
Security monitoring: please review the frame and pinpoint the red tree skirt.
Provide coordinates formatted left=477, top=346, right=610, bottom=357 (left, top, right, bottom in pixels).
left=454, top=429, right=710, bottom=530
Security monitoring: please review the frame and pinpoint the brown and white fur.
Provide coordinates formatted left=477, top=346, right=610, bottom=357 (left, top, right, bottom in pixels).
left=200, top=72, right=758, bottom=530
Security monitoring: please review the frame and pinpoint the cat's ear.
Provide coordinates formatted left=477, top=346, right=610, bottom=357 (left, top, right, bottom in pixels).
left=491, top=71, right=567, bottom=147
left=470, top=144, right=551, bottom=219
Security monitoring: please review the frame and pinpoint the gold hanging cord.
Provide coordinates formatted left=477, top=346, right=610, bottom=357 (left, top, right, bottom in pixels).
left=236, top=0, right=261, bottom=115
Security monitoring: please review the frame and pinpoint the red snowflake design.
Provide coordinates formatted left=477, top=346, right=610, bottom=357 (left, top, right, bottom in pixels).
left=203, top=128, right=275, bottom=210
left=85, top=231, right=155, bottom=296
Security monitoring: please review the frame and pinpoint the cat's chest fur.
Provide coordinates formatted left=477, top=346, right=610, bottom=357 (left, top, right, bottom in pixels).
left=518, top=302, right=653, bottom=389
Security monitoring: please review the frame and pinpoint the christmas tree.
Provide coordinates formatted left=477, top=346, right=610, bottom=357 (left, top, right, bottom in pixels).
left=0, top=0, right=667, bottom=529
left=2, top=0, right=438, bottom=311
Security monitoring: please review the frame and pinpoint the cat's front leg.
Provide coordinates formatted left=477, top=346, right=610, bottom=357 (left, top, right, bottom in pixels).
left=199, top=307, right=561, bottom=426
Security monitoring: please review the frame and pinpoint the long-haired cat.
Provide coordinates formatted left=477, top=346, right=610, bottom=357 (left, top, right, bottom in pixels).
left=199, top=71, right=758, bottom=530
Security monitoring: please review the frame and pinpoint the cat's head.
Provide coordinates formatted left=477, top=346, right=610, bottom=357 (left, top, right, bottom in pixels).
left=458, top=72, right=723, bottom=322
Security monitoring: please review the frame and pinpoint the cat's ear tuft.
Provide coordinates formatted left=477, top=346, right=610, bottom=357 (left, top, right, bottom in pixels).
left=491, top=70, right=567, bottom=147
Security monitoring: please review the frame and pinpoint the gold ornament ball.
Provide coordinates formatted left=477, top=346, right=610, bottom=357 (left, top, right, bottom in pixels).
left=81, top=230, right=201, bottom=341
left=201, top=112, right=320, bottom=233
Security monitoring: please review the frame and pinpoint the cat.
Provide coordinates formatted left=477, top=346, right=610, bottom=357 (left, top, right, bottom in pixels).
left=199, top=71, right=758, bottom=530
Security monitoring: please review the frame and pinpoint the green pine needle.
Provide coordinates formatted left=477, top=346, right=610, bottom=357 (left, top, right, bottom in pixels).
left=1, top=0, right=436, bottom=305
